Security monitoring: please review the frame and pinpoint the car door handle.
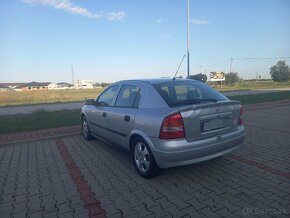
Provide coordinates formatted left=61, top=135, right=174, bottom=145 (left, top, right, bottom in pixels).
left=124, top=115, right=130, bottom=122
left=102, top=112, right=107, bottom=117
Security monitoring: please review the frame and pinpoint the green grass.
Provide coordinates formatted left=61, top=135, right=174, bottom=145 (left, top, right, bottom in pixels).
left=212, top=80, right=290, bottom=92
left=0, top=109, right=80, bottom=134
left=0, top=89, right=103, bottom=107
left=1, top=91, right=290, bottom=134
left=228, top=91, right=290, bottom=105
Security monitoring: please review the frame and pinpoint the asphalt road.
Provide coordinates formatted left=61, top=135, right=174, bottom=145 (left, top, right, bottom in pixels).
left=1, top=88, right=289, bottom=115
left=222, top=88, right=290, bottom=96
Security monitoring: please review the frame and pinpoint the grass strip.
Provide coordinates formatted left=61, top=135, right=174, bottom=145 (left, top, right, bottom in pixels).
left=228, top=91, right=290, bottom=105
left=0, top=91, right=289, bottom=134
left=0, top=89, right=102, bottom=107
left=0, top=109, right=80, bottom=134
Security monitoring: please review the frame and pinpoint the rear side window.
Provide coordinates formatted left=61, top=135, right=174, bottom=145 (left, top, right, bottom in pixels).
left=153, top=80, right=227, bottom=107
left=115, top=85, right=141, bottom=108
left=97, top=85, right=118, bottom=106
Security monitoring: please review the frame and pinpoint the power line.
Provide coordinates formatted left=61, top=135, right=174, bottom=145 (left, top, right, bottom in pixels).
left=233, top=57, right=290, bottom=60
left=205, top=59, right=231, bottom=67
left=192, top=58, right=231, bottom=70
left=227, top=57, right=290, bottom=73
left=192, top=56, right=290, bottom=70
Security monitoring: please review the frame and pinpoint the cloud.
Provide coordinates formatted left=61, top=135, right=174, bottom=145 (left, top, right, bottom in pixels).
left=156, top=19, right=162, bottom=24
left=190, top=18, right=210, bottom=25
left=151, top=18, right=163, bottom=28
left=22, top=0, right=126, bottom=21
left=106, top=11, right=127, bottom=21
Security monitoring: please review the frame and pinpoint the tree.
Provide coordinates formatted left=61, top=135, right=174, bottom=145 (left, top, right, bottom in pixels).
left=225, top=72, right=239, bottom=85
left=269, top=61, right=290, bottom=82
left=187, top=73, right=207, bottom=83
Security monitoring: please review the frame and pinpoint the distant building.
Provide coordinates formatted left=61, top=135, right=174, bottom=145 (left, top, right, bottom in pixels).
left=15, top=82, right=51, bottom=91
left=1, top=83, right=26, bottom=89
left=0, top=84, right=11, bottom=92
left=48, top=83, right=60, bottom=90
left=48, top=82, right=73, bottom=90
left=57, top=82, right=73, bottom=88
left=74, top=80, right=94, bottom=89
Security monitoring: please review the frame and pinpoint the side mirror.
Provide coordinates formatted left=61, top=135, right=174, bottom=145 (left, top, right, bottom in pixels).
left=85, top=99, right=96, bottom=105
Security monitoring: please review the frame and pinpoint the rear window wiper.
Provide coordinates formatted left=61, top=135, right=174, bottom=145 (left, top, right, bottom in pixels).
left=193, top=99, right=218, bottom=103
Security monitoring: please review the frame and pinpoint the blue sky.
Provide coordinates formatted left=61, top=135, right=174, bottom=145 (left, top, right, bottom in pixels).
left=0, top=0, right=289, bottom=83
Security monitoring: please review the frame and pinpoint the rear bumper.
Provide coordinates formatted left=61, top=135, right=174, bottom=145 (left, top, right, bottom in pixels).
left=150, top=126, right=245, bottom=168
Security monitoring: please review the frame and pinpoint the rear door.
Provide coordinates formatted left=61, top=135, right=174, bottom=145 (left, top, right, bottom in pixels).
left=87, top=85, right=119, bottom=139
left=107, top=84, right=142, bottom=149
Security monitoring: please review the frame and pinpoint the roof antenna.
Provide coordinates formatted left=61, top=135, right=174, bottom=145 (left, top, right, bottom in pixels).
left=173, top=54, right=186, bottom=80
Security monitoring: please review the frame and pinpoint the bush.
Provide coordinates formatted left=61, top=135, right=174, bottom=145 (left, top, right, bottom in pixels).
left=269, top=61, right=290, bottom=82
left=187, top=73, right=207, bottom=83
left=225, top=72, right=240, bottom=85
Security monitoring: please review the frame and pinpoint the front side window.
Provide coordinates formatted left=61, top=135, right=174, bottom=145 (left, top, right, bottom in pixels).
left=97, top=85, right=118, bottom=106
left=115, top=85, right=141, bottom=108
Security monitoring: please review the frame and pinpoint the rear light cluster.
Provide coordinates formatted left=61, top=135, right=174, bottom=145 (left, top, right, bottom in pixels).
left=159, top=113, right=185, bottom=139
left=239, top=105, right=243, bottom=125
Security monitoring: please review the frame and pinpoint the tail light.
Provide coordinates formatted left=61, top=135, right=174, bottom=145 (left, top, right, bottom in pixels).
left=160, top=113, right=185, bottom=139
left=238, top=105, right=243, bottom=125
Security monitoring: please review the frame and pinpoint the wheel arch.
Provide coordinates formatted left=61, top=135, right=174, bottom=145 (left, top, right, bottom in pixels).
left=129, top=130, right=155, bottom=152
left=81, top=112, right=86, bottom=120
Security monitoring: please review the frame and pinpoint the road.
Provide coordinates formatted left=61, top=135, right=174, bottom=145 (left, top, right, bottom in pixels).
left=0, top=101, right=289, bottom=217
left=222, top=88, right=290, bottom=96
left=0, top=88, right=289, bottom=115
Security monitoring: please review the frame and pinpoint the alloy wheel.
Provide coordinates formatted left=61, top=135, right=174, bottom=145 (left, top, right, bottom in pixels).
left=134, top=142, right=150, bottom=173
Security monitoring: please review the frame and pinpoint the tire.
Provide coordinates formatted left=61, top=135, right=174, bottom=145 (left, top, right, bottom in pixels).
left=81, top=117, right=92, bottom=140
left=132, top=137, right=159, bottom=178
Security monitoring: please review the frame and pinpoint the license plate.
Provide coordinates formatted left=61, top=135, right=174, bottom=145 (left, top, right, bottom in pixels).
left=202, top=119, right=224, bottom=132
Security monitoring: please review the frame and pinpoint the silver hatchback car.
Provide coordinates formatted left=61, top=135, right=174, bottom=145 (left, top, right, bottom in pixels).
left=81, top=79, right=245, bottom=178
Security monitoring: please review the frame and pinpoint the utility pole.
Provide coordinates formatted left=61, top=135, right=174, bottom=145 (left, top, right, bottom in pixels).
left=71, top=65, right=75, bottom=85
left=187, top=0, right=190, bottom=78
left=229, top=58, right=233, bottom=73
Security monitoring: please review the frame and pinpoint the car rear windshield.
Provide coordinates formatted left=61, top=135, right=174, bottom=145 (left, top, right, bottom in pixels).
left=153, top=80, right=228, bottom=107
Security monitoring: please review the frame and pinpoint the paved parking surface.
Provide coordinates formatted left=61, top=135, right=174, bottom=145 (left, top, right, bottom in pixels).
left=0, top=102, right=289, bottom=217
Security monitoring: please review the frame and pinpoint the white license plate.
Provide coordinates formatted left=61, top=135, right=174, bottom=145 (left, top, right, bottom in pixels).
left=203, top=119, right=224, bottom=131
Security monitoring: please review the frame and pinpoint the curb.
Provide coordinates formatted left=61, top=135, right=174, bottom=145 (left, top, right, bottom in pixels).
left=0, top=132, right=81, bottom=146
left=0, top=125, right=81, bottom=146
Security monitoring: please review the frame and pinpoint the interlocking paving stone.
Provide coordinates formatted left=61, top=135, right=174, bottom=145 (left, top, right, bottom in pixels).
left=60, top=103, right=290, bottom=217
left=55, top=138, right=105, bottom=218
left=0, top=140, right=89, bottom=218
left=0, top=101, right=290, bottom=217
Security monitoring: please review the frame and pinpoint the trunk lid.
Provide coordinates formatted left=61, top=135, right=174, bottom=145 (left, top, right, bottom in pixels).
left=179, top=100, right=241, bottom=142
